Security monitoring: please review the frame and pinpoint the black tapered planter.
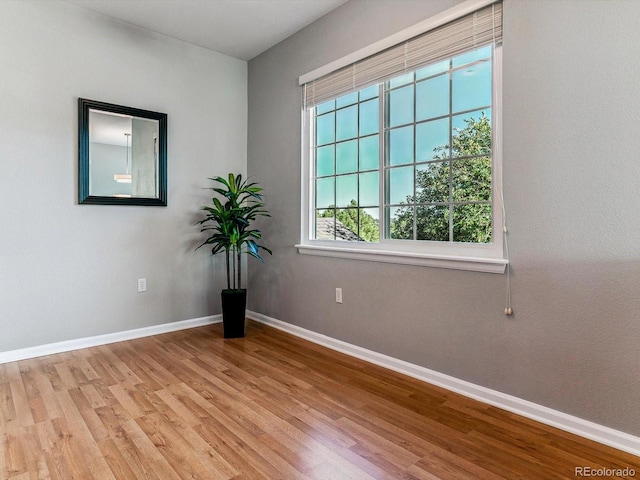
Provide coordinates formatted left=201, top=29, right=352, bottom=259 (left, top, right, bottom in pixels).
left=221, top=289, right=247, bottom=338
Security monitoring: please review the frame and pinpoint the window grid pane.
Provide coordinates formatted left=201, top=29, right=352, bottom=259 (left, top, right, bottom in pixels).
left=313, top=87, right=381, bottom=242
left=312, top=47, right=493, bottom=245
left=383, top=48, right=493, bottom=244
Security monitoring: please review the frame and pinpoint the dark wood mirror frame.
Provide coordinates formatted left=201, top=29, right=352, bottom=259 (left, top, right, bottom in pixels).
left=78, top=98, right=167, bottom=206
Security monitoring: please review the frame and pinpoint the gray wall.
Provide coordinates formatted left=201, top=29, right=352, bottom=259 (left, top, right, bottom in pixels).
left=0, top=1, right=246, bottom=351
left=248, top=0, right=640, bottom=436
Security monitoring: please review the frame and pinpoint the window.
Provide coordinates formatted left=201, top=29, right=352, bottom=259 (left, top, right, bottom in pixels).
left=313, top=85, right=381, bottom=242
left=298, top=1, right=507, bottom=273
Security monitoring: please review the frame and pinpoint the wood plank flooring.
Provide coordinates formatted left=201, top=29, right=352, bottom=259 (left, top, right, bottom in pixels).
left=1, top=320, right=638, bottom=479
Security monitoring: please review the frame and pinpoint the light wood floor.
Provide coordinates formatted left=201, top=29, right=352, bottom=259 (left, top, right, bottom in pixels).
left=1, top=321, right=638, bottom=479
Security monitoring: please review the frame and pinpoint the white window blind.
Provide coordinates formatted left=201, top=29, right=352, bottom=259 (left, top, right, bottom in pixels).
left=303, top=1, right=502, bottom=108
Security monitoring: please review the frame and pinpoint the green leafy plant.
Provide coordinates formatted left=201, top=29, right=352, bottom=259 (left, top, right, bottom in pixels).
left=197, top=173, right=271, bottom=290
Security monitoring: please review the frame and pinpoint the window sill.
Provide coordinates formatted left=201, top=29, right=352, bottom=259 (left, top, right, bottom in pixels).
left=295, top=243, right=507, bottom=274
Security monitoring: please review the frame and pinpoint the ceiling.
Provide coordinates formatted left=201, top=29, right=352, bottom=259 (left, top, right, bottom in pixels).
left=64, top=0, right=349, bottom=61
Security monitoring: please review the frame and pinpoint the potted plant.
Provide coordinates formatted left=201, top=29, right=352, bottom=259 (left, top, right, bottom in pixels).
left=197, top=173, right=271, bottom=338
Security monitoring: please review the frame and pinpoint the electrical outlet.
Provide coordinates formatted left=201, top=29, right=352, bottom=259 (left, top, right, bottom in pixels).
left=137, top=278, right=147, bottom=293
left=335, top=287, right=343, bottom=304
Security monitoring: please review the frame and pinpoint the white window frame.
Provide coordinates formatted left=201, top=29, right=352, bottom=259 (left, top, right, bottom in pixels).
left=296, top=0, right=507, bottom=274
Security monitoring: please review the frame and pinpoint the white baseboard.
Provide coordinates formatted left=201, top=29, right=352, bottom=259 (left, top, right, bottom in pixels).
left=0, top=315, right=222, bottom=364
left=246, top=310, right=640, bottom=458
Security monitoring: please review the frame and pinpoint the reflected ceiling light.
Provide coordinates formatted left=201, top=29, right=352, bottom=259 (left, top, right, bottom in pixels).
left=114, top=132, right=132, bottom=183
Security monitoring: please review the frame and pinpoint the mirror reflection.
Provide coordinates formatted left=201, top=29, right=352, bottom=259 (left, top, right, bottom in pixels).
left=89, top=110, right=160, bottom=198
left=78, top=98, right=167, bottom=206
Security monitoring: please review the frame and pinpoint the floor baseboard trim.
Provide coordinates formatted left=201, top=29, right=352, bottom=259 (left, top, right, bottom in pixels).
left=246, top=310, right=640, bottom=458
left=0, top=315, right=222, bottom=365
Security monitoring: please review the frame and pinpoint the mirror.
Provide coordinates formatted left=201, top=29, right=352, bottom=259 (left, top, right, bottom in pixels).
left=78, top=98, right=167, bottom=205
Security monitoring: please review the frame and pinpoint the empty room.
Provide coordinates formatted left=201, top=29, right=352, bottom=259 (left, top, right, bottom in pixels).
left=1, top=0, right=639, bottom=478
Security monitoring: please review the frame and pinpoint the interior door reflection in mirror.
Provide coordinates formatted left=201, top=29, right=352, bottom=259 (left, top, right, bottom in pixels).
left=90, top=110, right=159, bottom=198
left=78, top=98, right=167, bottom=206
